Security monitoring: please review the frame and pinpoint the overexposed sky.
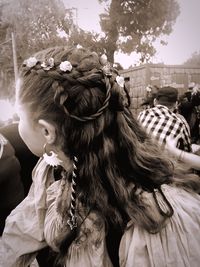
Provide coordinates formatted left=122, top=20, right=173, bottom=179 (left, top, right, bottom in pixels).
left=63, top=0, right=200, bottom=68
left=64, top=0, right=104, bottom=31
left=153, top=0, right=200, bottom=65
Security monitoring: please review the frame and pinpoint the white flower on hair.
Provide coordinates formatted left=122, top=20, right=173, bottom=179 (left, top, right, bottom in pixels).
left=76, top=44, right=83, bottom=49
left=116, top=75, right=125, bottom=88
left=25, top=57, right=37, bottom=68
left=100, top=54, right=108, bottom=66
left=41, top=57, right=54, bottom=70
left=59, top=61, right=72, bottom=72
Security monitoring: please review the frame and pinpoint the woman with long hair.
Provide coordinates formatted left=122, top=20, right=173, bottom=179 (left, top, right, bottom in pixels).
left=1, top=46, right=200, bottom=267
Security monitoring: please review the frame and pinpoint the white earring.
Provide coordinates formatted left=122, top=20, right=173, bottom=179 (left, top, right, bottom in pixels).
left=43, top=144, right=63, bottom=167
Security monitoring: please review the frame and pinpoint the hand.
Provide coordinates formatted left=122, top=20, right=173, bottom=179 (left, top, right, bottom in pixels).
left=191, top=144, right=200, bottom=154
left=165, top=135, right=180, bottom=151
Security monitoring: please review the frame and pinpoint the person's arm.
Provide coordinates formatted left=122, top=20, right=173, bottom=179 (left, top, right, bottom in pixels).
left=1, top=159, right=50, bottom=267
left=165, top=136, right=200, bottom=170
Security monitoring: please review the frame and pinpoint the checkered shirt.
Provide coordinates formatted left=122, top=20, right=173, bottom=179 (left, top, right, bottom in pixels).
left=137, top=105, right=191, bottom=152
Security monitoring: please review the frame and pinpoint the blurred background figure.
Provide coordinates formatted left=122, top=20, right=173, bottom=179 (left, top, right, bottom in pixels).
left=0, top=123, right=39, bottom=196
left=0, top=123, right=56, bottom=267
left=0, top=132, right=24, bottom=236
left=178, top=82, right=200, bottom=144
left=138, top=86, right=192, bottom=152
left=140, top=85, right=160, bottom=109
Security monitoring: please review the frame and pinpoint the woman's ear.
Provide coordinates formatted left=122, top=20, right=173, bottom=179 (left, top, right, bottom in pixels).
left=38, top=119, right=56, bottom=145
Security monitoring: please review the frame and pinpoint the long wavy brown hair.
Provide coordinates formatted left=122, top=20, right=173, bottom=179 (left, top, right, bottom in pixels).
left=18, top=46, right=200, bottom=265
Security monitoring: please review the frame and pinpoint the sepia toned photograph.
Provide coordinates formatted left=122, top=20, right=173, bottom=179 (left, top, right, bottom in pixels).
left=0, top=0, right=200, bottom=266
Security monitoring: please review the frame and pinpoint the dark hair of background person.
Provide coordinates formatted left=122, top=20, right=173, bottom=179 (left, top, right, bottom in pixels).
left=0, top=123, right=39, bottom=196
left=0, top=133, right=24, bottom=235
left=0, top=123, right=56, bottom=267
left=155, top=86, right=178, bottom=109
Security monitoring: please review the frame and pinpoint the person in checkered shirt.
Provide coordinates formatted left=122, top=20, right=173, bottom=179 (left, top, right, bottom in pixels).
left=138, top=86, right=192, bottom=152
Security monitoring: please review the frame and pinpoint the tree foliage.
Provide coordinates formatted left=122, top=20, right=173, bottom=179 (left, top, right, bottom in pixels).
left=184, top=51, right=200, bottom=67
left=67, top=28, right=106, bottom=55
left=0, top=0, right=181, bottom=98
left=0, top=0, right=70, bottom=97
left=1, top=0, right=69, bottom=57
left=98, top=0, right=180, bottom=63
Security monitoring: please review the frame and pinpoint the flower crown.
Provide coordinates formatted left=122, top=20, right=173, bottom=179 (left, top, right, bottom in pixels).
left=24, top=57, right=73, bottom=72
left=23, top=50, right=127, bottom=122
left=23, top=53, right=124, bottom=87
